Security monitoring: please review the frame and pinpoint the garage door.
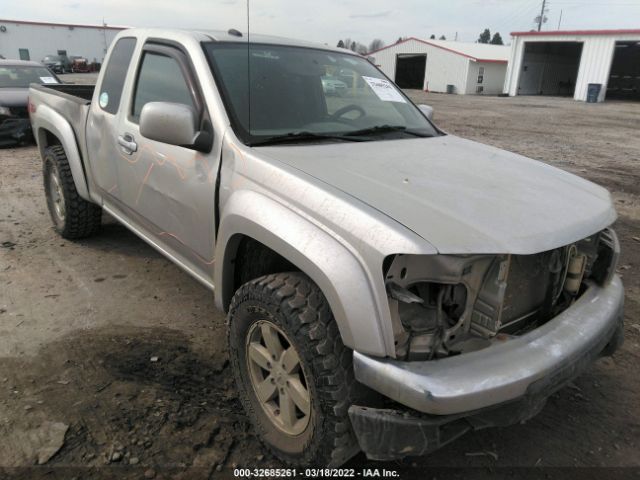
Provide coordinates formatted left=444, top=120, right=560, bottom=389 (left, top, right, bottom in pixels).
left=607, top=41, right=640, bottom=101
left=395, top=54, right=426, bottom=89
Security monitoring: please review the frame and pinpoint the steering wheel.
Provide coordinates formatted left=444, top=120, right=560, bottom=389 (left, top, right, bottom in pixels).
left=330, top=104, right=366, bottom=121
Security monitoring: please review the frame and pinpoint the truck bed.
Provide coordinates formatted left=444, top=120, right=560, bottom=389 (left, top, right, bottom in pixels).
left=31, top=84, right=95, bottom=103
left=29, top=83, right=97, bottom=183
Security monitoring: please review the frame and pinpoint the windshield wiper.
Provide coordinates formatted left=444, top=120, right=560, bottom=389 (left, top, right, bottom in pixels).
left=251, top=131, right=367, bottom=146
left=343, top=125, right=429, bottom=138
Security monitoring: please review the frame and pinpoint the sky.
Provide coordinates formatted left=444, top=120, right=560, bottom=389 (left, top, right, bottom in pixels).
left=1, top=0, right=640, bottom=46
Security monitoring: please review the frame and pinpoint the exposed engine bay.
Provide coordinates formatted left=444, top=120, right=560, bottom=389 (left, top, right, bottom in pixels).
left=385, top=228, right=620, bottom=360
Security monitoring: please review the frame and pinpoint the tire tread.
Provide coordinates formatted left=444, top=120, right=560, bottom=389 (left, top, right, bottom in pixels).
left=228, top=272, right=359, bottom=466
left=43, top=145, right=101, bottom=239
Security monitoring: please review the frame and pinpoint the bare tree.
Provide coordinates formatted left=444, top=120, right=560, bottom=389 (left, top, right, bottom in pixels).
left=369, top=39, right=385, bottom=52
left=356, top=43, right=368, bottom=55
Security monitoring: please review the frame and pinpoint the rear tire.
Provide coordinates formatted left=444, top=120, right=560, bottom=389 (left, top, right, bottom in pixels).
left=228, top=272, right=359, bottom=466
left=43, top=145, right=102, bottom=239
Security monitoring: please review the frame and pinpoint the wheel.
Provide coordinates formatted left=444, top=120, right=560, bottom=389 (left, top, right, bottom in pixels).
left=228, top=272, right=359, bottom=466
left=43, top=145, right=102, bottom=239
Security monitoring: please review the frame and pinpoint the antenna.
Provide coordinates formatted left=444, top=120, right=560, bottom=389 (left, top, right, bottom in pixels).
left=246, top=0, right=251, bottom=135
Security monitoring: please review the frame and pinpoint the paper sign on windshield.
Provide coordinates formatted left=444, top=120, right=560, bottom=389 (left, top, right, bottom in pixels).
left=40, top=77, right=58, bottom=84
left=362, top=76, right=406, bottom=103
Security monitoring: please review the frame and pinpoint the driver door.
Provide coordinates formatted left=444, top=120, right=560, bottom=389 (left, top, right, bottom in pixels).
left=112, top=43, right=218, bottom=271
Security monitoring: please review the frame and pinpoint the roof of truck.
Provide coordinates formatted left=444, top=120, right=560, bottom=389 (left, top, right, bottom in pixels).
left=122, top=28, right=359, bottom=56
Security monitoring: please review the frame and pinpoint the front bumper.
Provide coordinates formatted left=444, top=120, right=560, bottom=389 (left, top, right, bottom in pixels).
left=0, top=117, right=32, bottom=146
left=353, top=275, right=624, bottom=415
left=350, top=275, right=624, bottom=460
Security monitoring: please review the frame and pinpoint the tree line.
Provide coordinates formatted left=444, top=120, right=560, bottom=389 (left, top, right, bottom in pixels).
left=335, top=28, right=504, bottom=55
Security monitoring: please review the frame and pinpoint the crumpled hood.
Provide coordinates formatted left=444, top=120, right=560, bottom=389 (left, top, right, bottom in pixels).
left=0, top=88, right=29, bottom=108
left=258, top=135, right=616, bottom=254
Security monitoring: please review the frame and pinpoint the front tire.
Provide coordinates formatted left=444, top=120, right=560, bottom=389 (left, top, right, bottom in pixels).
left=43, top=145, right=102, bottom=239
left=228, top=273, right=359, bottom=466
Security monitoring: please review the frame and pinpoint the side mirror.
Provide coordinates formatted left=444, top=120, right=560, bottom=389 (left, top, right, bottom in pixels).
left=140, top=102, right=206, bottom=150
left=418, top=104, right=434, bottom=121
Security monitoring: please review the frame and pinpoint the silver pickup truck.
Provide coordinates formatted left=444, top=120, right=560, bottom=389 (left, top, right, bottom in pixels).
left=29, top=28, right=624, bottom=466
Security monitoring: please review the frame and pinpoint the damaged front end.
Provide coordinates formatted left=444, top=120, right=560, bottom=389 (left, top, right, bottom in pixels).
left=348, top=228, right=623, bottom=461
left=385, top=228, right=620, bottom=361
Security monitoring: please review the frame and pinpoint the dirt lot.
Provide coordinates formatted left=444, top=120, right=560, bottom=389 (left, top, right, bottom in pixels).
left=1, top=91, right=639, bottom=479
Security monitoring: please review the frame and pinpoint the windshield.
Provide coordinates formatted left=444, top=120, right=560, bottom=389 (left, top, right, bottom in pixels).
left=204, top=43, right=438, bottom=145
left=0, top=66, right=59, bottom=88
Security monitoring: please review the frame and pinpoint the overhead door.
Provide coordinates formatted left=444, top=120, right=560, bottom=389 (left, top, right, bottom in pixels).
left=395, top=54, right=426, bottom=89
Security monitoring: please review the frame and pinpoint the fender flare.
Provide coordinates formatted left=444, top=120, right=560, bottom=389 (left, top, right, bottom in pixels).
left=34, top=104, right=90, bottom=200
left=214, top=190, right=391, bottom=356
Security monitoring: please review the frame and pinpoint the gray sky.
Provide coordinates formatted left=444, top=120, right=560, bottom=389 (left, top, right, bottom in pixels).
left=3, top=0, right=640, bottom=46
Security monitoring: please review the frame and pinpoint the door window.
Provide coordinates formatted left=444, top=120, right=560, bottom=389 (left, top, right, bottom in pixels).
left=131, top=52, right=195, bottom=122
left=99, top=37, right=137, bottom=114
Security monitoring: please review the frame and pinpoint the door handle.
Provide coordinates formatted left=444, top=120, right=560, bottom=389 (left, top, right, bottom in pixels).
left=117, top=134, right=138, bottom=154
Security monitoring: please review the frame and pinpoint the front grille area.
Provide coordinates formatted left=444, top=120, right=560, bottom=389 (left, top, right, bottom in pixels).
left=470, top=229, right=618, bottom=338
left=471, top=252, right=555, bottom=337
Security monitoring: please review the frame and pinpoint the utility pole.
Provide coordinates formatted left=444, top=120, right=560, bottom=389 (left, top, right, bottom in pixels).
left=102, top=17, right=108, bottom=60
left=537, top=0, right=547, bottom=31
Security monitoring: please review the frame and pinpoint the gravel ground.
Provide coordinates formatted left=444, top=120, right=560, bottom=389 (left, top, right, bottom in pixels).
left=1, top=91, right=639, bottom=479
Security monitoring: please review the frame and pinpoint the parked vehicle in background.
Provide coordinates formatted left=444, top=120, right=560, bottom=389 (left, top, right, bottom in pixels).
left=29, top=28, right=624, bottom=467
left=71, top=57, right=90, bottom=73
left=321, top=75, right=347, bottom=96
left=41, top=55, right=69, bottom=74
left=0, top=59, right=59, bottom=146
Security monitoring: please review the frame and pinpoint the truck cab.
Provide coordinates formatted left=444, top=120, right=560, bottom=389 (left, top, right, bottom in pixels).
left=29, top=28, right=624, bottom=466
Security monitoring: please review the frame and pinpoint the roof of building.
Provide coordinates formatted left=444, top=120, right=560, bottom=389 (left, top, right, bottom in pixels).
left=511, top=29, right=640, bottom=37
left=368, top=37, right=510, bottom=63
left=0, top=18, right=128, bottom=31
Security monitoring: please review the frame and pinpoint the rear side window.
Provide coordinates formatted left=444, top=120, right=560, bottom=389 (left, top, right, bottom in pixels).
left=131, top=52, right=195, bottom=121
left=99, top=37, right=136, bottom=114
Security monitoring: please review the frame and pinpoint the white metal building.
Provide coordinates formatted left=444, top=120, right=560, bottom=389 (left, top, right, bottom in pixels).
left=503, top=29, right=640, bottom=102
left=0, top=19, right=126, bottom=64
left=369, top=37, right=510, bottom=95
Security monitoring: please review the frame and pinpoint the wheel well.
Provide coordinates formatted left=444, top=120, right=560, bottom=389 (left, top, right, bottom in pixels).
left=38, top=128, right=62, bottom=152
left=227, top=236, right=299, bottom=309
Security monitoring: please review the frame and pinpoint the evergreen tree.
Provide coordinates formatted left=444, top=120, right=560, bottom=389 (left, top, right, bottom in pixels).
left=478, top=28, right=491, bottom=44
left=490, top=32, right=504, bottom=45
